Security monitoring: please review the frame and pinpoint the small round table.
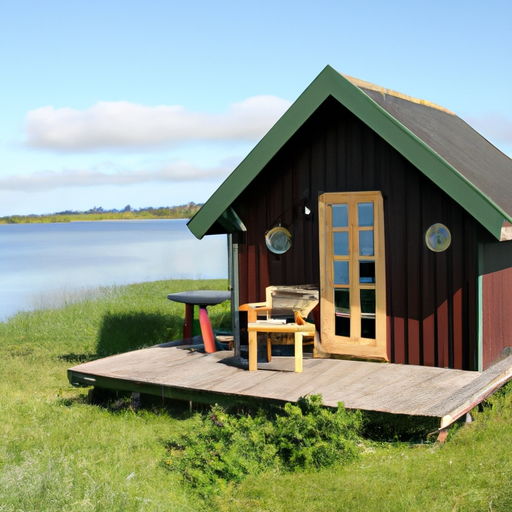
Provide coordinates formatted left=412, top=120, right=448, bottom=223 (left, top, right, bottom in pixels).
left=167, top=290, right=231, bottom=353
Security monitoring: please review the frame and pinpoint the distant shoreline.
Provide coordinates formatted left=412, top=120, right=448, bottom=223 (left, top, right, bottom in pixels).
left=0, top=204, right=202, bottom=224
left=70, top=218, right=188, bottom=222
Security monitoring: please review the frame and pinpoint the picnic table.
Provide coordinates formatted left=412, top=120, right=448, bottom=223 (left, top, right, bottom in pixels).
left=167, top=290, right=231, bottom=353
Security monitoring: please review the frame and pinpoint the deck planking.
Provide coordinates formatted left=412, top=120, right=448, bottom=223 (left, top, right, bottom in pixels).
left=68, top=345, right=512, bottom=427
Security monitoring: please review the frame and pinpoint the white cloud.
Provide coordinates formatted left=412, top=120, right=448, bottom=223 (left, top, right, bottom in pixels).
left=0, top=161, right=231, bottom=192
left=24, top=96, right=291, bottom=151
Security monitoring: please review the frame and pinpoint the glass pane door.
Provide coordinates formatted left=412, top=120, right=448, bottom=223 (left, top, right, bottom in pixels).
left=319, top=191, right=387, bottom=360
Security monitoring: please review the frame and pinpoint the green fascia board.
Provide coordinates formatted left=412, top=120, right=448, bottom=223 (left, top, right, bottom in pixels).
left=218, top=206, right=247, bottom=233
left=188, top=65, right=510, bottom=240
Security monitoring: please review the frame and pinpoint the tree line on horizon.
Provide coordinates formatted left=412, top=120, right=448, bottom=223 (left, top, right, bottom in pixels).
left=0, top=203, right=203, bottom=224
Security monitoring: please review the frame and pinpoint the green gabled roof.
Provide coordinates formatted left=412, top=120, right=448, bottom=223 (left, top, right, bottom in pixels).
left=188, top=65, right=512, bottom=240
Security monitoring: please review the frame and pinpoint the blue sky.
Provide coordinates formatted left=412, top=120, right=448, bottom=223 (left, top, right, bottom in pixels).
left=1, top=0, right=512, bottom=216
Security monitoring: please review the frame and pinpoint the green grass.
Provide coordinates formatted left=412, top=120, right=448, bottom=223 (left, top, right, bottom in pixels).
left=1, top=279, right=512, bottom=511
left=0, top=279, right=229, bottom=511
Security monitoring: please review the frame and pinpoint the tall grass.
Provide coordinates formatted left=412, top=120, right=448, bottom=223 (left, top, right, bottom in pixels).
left=1, top=278, right=512, bottom=511
left=0, top=279, right=229, bottom=511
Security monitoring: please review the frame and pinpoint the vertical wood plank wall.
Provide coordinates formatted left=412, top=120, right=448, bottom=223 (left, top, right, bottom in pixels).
left=234, top=97, right=478, bottom=370
left=482, top=269, right=512, bottom=368
left=481, top=241, right=512, bottom=370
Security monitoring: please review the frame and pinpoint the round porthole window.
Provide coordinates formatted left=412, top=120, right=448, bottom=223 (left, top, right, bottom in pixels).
left=425, top=223, right=451, bottom=252
left=265, top=227, right=292, bottom=254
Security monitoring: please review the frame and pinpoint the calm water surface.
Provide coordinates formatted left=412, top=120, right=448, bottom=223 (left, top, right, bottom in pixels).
left=0, top=219, right=227, bottom=321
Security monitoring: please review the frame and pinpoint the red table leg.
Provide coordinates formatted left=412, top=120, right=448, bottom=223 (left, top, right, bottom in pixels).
left=183, top=303, right=194, bottom=339
left=199, top=306, right=216, bottom=353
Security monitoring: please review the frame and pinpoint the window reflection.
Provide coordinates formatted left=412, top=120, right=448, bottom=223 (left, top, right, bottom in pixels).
left=332, top=204, right=348, bottom=228
left=359, top=230, right=374, bottom=256
left=360, top=289, right=376, bottom=339
left=358, top=202, right=374, bottom=227
left=334, top=261, right=349, bottom=285
left=334, top=232, right=349, bottom=255
left=335, top=290, right=350, bottom=337
left=359, top=261, right=375, bottom=283
left=360, top=289, right=376, bottom=315
left=335, top=289, right=350, bottom=316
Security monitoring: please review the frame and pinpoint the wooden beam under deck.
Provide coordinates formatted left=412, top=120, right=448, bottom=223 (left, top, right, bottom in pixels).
left=68, top=346, right=512, bottom=428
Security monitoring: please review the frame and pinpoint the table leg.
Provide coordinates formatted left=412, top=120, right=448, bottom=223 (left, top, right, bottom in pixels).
left=294, top=332, right=303, bottom=373
left=199, top=306, right=217, bottom=353
left=248, top=331, right=257, bottom=371
left=183, top=303, right=194, bottom=339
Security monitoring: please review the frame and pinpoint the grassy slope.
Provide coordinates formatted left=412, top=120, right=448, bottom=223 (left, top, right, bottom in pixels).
left=1, top=279, right=511, bottom=511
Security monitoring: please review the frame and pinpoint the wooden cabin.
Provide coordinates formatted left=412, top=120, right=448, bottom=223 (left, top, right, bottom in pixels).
left=187, top=65, right=512, bottom=372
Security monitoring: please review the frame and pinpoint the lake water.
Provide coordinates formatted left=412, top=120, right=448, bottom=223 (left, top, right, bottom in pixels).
left=0, top=219, right=227, bottom=321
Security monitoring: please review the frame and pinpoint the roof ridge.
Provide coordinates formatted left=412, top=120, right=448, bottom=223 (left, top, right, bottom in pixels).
left=342, top=74, right=456, bottom=116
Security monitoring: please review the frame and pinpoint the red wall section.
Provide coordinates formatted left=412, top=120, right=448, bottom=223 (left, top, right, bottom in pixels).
left=482, top=268, right=512, bottom=369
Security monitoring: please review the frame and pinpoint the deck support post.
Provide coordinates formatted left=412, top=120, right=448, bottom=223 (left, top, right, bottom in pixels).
left=437, top=428, right=449, bottom=443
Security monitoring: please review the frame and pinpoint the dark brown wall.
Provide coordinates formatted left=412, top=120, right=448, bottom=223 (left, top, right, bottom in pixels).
left=233, top=97, right=478, bottom=370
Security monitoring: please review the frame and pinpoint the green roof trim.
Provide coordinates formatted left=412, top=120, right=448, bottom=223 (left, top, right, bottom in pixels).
left=188, top=65, right=511, bottom=240
left=217, top=206, right=246, bottom=233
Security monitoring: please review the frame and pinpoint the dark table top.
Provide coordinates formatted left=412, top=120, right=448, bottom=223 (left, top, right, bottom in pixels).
left=167, top=290, right=231, bottom=307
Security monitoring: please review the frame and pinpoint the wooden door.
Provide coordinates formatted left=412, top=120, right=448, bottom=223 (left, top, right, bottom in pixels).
left=318, top=192, right=388, bottom=360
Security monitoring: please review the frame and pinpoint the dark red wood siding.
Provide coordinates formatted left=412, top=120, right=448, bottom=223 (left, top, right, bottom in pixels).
left=233, top=97, right=478, bottom=370
left=481, top=241, right=512, bottom=370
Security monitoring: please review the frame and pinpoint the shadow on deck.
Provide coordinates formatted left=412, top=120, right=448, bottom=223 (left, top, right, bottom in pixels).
left=68, top=341, right=512, bottom=430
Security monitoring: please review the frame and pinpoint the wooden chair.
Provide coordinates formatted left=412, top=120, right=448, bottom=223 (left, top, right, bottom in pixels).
left=239, top=285, right=319, bottom=373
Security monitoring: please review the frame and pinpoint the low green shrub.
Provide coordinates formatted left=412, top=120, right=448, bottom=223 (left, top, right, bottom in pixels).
left=163, top=394, right=363, bottom=496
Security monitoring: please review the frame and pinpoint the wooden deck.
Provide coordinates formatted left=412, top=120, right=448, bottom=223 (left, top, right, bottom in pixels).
left=68, top=343, right=512, bottom=429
